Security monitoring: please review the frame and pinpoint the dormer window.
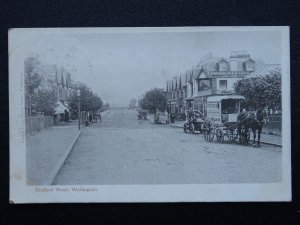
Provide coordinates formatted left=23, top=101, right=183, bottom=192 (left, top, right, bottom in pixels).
left=244, top=58, right=255, bottom=71
left=218, top=59, right=228, bottom=71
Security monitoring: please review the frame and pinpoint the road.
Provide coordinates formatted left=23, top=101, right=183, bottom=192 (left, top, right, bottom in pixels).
left=54, top=109, right=282, bottom=185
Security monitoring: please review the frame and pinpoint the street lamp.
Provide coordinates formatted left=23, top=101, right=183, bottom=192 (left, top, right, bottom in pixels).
left=77, top=89, right=81, bottom=130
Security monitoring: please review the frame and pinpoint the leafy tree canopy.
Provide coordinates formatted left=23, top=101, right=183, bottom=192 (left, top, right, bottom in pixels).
left=33, top=88, right=57, bottom=116
left=234, top=69, right=281, bottom=111
left=140, top=88, right=167, bottom=113
left=67, top=82, right=103, bottom=115
left=128, top=98, right=137, bottom=109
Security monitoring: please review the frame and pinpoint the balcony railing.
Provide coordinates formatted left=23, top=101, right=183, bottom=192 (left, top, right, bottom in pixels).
left=209, top=71, right=251, bottom=76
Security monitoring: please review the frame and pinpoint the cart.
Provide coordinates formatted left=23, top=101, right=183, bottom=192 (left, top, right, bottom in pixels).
left=203, top=95, right=249, bottom=143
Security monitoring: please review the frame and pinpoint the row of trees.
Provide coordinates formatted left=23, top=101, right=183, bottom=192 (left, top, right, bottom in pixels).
left=67, top=82, right=105, bottom=117
left=25, top=66, right=108, bottom=117
left=139, top=88, right=167, bottom=113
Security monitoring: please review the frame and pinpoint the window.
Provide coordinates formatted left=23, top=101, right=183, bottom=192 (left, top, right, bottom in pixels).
left=244, top=60, right=254, bottom=71
left=218, top=61, right=228, bottom=71
left=198, top=80, right=210, bottom=91
left=219, top=80, right=227, bottom=91
left=221, top=99, right=239, bottom=114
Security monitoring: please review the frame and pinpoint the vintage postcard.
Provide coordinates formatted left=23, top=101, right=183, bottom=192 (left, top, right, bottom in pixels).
left=9, top=27, right=291, bottom=203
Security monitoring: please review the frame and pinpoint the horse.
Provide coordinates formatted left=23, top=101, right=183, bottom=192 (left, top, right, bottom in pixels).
left=237, top=108, right=268, bottom=147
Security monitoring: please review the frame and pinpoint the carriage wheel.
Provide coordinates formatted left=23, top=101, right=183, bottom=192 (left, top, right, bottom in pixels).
left=227, top=129, right=238, bottom=143
left=199, top=124, right=204, bottom=134
left=203, top=121, right=214, bottom=142
left=183, top=123, right=188, bottom=133
left=216, top=129, right=224, bottom=143
left=191, top=123, right=195, bottom=134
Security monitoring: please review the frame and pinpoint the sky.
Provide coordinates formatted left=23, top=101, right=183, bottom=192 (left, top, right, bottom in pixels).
left=13, top=28, right=283, bottom=107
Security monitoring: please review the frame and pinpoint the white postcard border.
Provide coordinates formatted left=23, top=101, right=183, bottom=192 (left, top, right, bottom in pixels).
left=9, top=26, right=291, bottom=203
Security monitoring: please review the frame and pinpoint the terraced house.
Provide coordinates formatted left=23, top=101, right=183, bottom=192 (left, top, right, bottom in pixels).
left=166, top=51, right=279, bottom=117
left=32, top=64, right=75, bottom=103
left=25, top=56, right=77, bottom=120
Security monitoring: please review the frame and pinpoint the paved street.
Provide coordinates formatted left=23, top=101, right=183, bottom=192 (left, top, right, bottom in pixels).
left=54, top=109, right=282, bottom=185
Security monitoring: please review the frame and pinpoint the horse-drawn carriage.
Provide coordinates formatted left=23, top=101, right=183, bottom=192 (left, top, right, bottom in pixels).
left=183, top=110, right=205, bottom=134
left=137, top=109, right=147, bottom=120
left=93, top=113, right=102, bottom=123
left=203, top=95, right=245, bottom=143
left=202, top=95, right=268, bottom=146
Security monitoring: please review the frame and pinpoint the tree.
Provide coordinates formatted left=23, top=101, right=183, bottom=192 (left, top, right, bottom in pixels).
left=67, top=82, right=103, bottom=117
left=25, top=71, right=43, bottom=115
left=90, top=93, right=103, bottom=113
left=234, top=69, right=281, bottom=111
left=140, top=88, right=167, bottom=113
left=128, top=98, right=137, bottom=109
left=24, top=56, right=42, bottom=115
left=34, top=88, right=58, bottom=116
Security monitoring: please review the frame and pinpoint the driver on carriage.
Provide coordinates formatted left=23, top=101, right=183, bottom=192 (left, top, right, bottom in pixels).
left=185, top=108, right=194, bottom=122
left=185, top=108, right=204, bottom=122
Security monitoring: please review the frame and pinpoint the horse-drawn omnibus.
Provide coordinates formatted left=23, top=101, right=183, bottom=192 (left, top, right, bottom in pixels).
left=203, top=95, right=245, bottom=142
left=203, top=95, right=268, bottom=146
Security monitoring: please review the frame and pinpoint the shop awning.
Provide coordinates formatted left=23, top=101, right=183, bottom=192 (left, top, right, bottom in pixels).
left=54, top=101, right=69, bottom=114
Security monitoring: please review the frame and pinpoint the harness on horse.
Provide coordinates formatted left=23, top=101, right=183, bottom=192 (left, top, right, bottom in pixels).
left=254, top=109, right=267, bottom=126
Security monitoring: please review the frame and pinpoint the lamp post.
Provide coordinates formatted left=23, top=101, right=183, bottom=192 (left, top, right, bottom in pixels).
left=77, top=90, right=81, bottom=130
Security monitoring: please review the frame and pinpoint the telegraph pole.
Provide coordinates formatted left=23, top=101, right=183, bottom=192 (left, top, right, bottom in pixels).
left=77, top=90, right=81, bottom=130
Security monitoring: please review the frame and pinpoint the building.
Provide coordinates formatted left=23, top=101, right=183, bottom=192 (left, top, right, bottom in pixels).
left=32, top=64, right=75, bottom=103
left=166, top=51, right=280, bottom=116
left=24, top=55, right=77, bottom=120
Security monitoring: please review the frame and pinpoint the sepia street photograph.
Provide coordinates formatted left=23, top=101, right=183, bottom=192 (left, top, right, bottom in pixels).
left=9, top=27, right=290, bottom=202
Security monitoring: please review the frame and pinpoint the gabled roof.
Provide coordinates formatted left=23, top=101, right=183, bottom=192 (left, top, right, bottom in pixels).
left=177, top=76, right=182, bottom=89
left=169, top=80, right=173, bottom=91
left=244, top=58, right=255, bottom=63
left=192, top=66, right=210, bottom=79
left=184, top=72, right=189, bottom=83
left=192, top=67, right=201, bottom=79
left=166, top=80, right=169, bottom=92
left=56, top=67, right=64, bottom=85
left=173, top=77, right=178, bottom=90
left=180, top=73, right=187, bottom=86
left=186, top=70, right=193, bottom=82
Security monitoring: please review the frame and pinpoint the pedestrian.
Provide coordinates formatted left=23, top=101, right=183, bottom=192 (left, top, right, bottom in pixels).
left=89, top=113, right=92, bottom=123
left=99, top=113, right=102, bottom=122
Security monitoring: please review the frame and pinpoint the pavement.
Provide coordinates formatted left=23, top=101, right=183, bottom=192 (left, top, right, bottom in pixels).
left=169, top=121, right=282, bottom=146
left=26, top=110, right=112, bottom=185
left=26, top=120, right=81, bottom=185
